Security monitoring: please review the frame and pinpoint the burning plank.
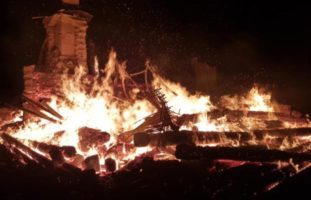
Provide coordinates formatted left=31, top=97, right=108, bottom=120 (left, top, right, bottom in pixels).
left=22, top=95, right=63, bottom=122
left=177, top=109, right=309, bottom=126
left=21, top=102, right=60, bottom=123
left=134, top=130, right=253, bottom=147
left=175, top=144, right=311, bottom=163
left=254, top=127, right=311, bottom=139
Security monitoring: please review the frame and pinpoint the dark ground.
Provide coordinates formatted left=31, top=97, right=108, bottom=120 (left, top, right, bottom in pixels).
left=0, top=0, right=310, bottom=113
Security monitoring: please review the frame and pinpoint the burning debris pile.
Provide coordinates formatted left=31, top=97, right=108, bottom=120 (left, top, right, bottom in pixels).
left=0, top=50, right=311, bottom=199
left=0, top=3, right=311, bottom=198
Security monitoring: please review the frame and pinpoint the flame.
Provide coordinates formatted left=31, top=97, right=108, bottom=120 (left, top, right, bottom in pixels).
left=94, top=56, right=99, bottom=74
left=8, top=50, right=156, bottom=171
left=181, top=113, right=229, bottom=132
left=220, top=85, right=274, bottom=112
left=151, top=71, right=214, bottom=115
left=3, top=50, right=310, bottom=174
left=246, top=86, right=274, bottom=112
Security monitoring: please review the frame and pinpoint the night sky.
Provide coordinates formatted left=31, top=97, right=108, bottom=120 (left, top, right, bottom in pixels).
left=1, top=0, right=310, bottom=113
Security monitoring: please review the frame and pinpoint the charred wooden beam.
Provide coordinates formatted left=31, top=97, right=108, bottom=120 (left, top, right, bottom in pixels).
left=287, top=141, right=311, bottom=153
left=0, top=144, right=28, bottom=167
left=254, top=127, right=311, bottom=139
left=134, top=131, right=192, bottom=147
left=177, top=109, right=309, bottom=126
left=30, top=140, right=76, bottom=158
left=38, top=99, right=64, bottom=120
left=175, top=144, right=311, bottom=163
left=1, top=133, right=53, bottom=167
left=21, top=103, right=60, bottom=123
left=208, top=109, right=303, bottom=120
left=134, top=130, right=252, bottom=147
left=133, top=129, right=311, bottom=148
left=22, top=95, right=63, bottom=121
left=10, top=146, right=37, bottom=166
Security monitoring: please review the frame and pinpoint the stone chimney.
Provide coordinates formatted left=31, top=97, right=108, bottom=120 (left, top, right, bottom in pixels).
left=36, top=8, right=92, bottom=73
left=23, top=4, right=93, bottom=101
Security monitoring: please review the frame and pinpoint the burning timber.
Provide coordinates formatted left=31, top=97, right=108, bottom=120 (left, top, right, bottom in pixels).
left=133, top=130, right=252, bottom=147
left=1, top=133, right=53, bottom=167
left=175, top=144, right=311, bottom=162
left=133, top=128, right=311, bottom=148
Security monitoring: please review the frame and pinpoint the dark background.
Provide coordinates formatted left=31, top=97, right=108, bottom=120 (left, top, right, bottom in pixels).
left=0, top=0, right=310, bottom=113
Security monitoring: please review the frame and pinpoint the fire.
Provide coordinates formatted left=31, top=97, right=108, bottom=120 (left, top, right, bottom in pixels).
left=194, top=113, right=228, bottom=132
left=220, top=85, right=274, bottom=112
left=246, top=86, right=274, bottom=112
left=180, top=113, right=229, bottom=132
left=7, top=51, right=157, bottom=171
left=151, top=72, right=214, bottom=115
left=2, top=50, right=310, bottom=174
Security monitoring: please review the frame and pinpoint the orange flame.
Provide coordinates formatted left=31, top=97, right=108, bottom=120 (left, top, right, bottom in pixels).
left=3, top=50, right=310, bottom=173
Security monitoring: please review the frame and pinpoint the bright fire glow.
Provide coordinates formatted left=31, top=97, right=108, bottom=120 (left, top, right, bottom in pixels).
left=2, top=50, right=310, bottom=174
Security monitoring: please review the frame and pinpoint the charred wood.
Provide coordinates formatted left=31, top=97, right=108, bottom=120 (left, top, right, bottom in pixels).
left=22, top=95, right=63, bottom=122
left=22, top=102, right=60, bottom=123
left=38, top=99, right=64, bottom=120
left=68, top=154, right=84, bottom=169
left=84, top=155, right=100, bottom=171
left=105, top=158, right=292, bottom=200
left=1, top=133, right=53, bottom=167
left=78, top=127, right=110, bottom=152
left=104, top=143, right=135, bottom=158
left=175, top=144, right=311, bottom=162
left=134, top=130, right=252, bottom=147
left=49, top=147, right=65, bottom=165
left=62, top=146, right=76, bottom=157
left=0, top=121, right=25, bottom=132
left=105, top=157, right=116, bottom=172
left=287, top=142, right=311, bottom=153
left=119, top=112, right=161, bottom=142
left=30, top=141, right=76, bottom=158
left=254, top=127, right=311, bottom=139
left=134, top=131, right=192, bottom=147
left=10, top=146, right=37, bottom=166
left=257, top=166, right=311, bottom=199
left=177, top=109, right=309, bottom=126
left=211, top=163, right=292, bottom=200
